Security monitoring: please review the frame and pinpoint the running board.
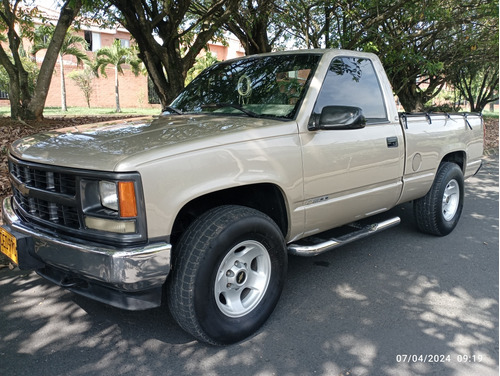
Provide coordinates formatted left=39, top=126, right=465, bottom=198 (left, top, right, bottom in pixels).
left=287, top=217, right=401, bottom=257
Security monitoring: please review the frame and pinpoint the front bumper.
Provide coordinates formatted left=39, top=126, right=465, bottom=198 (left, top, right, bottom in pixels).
left=2, top=197, right=171, bottom=310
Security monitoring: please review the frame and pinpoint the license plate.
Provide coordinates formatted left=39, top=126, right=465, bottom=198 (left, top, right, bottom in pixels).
left=0, top=227, right=18, bottom=265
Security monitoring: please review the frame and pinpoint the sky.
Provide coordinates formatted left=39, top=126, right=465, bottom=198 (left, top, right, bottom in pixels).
left=33, top=0, right=60, bottom=11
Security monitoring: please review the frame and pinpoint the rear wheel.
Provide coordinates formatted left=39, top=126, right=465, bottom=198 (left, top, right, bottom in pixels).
left=414, top=162, right=464, bottom=236
left=168, top=205, right=287, bottom=345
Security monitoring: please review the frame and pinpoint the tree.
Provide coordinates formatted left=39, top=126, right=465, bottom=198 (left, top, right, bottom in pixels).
left=278, top=0, right=329, bottom=49
left=278, top=0, right=411, bottom=50
left=0, top=51, right=38, bottom=97
left=95, top=39, right=135, bottom=112
left=107, top=0, right=238, bottom=107
left=222, top=0, right=282, bottom=54
left=367, top=0, right=497, bottom=112
left=68, top=65, right=95, bottom=107
left=32, top=27, right=89, bottom=111
left=446, top=1, right=499, bottom=112
left=450, top=64, right=499, bottom=113
left=0, top=0, right=82, bottom=120
left=276, top=0, right=497, bottom=112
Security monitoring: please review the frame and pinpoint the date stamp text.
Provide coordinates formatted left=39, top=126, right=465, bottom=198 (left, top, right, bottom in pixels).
left=396, top=354, right=483, bottom=363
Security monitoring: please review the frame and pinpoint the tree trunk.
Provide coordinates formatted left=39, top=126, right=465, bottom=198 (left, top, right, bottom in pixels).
left=114, top=65, right=121, bottom=112
left=113, top=0, right=238, bottom=108
left=324, top=5, right=330, bottom=48
left=59, top=53, right=67, bottom=111
left=226, top=18, right=272, bottom=55
left=0, top=4, right=32, bottom=120
left=25, top=0, right=82, bottom=120
left=397, top=92, right=426, bottom=113
left=7, top=71, right=22, bottom=120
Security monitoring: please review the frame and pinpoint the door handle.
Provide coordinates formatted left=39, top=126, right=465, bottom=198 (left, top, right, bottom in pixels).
left=386, top=137, right=398, bottom=148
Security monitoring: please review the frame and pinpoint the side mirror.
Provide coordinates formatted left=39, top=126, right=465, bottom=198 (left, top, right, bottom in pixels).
left=311, top=106, right=366, bottom=130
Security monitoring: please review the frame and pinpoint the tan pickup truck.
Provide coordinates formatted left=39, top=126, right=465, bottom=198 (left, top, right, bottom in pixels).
left=1, top=49, right=483, bottom=345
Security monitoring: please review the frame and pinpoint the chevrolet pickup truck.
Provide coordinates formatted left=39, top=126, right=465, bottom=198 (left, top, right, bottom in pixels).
left=1, top=49, right=483, bottom=345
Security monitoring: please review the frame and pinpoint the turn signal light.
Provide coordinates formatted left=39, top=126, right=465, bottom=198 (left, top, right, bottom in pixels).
left=118, top=181, right=137, bottom=217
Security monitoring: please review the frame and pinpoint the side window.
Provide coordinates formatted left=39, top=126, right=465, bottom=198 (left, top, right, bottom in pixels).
left=313, top=57, right=388, bottom=123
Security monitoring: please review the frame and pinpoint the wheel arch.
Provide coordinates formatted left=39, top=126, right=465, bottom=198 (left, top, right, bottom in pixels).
left=440, top=150, right=466, bottom=173
left=170, top=183, right=289, bottom=246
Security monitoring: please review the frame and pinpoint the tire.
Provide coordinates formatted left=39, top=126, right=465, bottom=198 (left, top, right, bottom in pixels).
left=168, top=205, right=287, bottom=345
left=413, top=162, right=464, bottom=236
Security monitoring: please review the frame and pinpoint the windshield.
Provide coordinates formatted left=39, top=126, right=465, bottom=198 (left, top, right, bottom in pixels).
left=169, top=53, right=321, bottom=120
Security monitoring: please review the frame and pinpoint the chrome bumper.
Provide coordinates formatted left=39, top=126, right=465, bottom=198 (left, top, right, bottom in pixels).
left=2, top=197, right=171, bottom=309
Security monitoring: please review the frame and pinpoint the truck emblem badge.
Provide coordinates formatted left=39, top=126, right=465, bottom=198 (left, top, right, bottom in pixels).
left=11, top=178, right=30, bottom=196
left=236, top=271, right=246, bottom=284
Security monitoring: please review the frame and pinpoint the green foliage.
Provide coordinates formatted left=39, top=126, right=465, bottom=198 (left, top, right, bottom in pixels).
left=0, top=55, right=38, bottom=94
left=0, top=1, right=39, bottom=40
left=185, top=52, right=219, bottom=84
left=358, top=0, right=498, bottom=111
left=68, top=66, right=96, bottom=108
left=32, top=26, right=89, bottom=65
left=273, top=0, right=498, bottom=112
left=222, top=0, right=281, bottom=54
left=31, top=26, right=90, bottom=111
left=2, top=0, right=497, bottom=116
left=95, top=40, right=136, bottom=112
left=444, top=0, right=499, bottom=112
left=95, top=39, right=133, bottom=77
left=128, top=45, right=147, bottom=76
left=450, top=64, right=499, bottom=112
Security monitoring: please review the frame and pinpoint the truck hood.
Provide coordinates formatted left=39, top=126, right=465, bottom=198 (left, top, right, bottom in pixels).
left=10, top=114, right=289, bottom=171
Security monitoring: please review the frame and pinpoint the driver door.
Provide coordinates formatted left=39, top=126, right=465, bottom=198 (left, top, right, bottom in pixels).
left=300, top=56, right=404, bottom=236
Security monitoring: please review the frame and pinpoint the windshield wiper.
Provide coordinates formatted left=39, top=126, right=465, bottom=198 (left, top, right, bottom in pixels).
left=202, top=103, right=262, bottom=118
left=162, top=106, right=183, bottom=115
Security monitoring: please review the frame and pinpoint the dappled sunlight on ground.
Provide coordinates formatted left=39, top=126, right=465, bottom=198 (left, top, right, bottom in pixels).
left=0, top=155, right=497, bottom=375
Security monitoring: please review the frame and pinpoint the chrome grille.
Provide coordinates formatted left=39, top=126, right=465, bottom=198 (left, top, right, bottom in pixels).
left=9, top=160, right=77, bottom=195
left=8, top=157, right=80, bottom=229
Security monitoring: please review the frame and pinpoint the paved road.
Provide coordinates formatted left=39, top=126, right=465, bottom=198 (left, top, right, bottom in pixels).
left=1, top=155, right=498, bottom=376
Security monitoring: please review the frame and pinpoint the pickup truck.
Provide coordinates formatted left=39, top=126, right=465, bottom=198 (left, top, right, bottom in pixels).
left=1, top=49, right=483, bottom=345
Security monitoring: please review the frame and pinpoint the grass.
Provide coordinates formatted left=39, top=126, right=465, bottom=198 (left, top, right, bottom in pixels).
left=0, top=106, right=161, bottom=117
left=482, top=111, right=499, bottom=119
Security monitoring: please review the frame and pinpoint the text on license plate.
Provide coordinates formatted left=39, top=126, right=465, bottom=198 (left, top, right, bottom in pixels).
left=0, top=228, right=18, bottom=265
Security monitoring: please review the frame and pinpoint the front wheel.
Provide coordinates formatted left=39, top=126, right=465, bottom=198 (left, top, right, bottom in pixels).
left=414, top=162, right=464, bottom=236
left=168, top=205, right=287, bottom=345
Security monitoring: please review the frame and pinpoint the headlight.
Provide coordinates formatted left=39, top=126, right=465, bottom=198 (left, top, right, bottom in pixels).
left=99, top=181, right=119, bottom=211
left=80, top=175, right=143, bottom=236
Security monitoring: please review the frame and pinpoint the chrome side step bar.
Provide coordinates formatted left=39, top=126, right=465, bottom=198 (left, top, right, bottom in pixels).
left=287, top=217, right=401, bottom=257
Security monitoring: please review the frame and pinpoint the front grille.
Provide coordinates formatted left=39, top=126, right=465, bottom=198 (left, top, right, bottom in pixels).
left=8, top=157, right=81, bottom=230
left=9, top=160, right=77, bottom=195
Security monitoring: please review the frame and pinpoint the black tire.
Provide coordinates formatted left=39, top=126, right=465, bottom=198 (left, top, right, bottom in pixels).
left=168, top=205, right=287, bottom=345
left=414, top=162, right=464, bottom=236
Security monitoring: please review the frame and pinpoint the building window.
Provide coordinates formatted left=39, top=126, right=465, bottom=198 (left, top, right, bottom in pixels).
left=116, top=38, right=130, bottom=48
left=84, top=30, right=101, bottom=52
left=84, top=30, right=92, bottom=51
